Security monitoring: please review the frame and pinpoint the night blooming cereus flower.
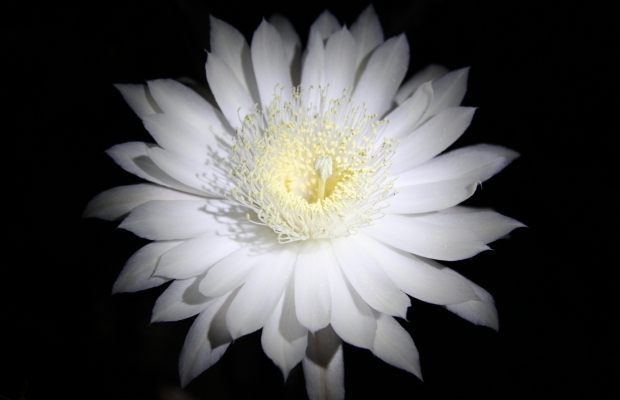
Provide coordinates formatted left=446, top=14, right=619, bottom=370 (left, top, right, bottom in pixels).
left=85, top=6, right=524, bottom=399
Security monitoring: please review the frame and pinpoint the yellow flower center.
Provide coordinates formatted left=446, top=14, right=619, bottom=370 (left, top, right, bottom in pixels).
left=229, top=88, right=397, bottom=242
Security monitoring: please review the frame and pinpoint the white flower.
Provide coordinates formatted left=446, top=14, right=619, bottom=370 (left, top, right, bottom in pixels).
left=85, top=6, right=524, bottom=399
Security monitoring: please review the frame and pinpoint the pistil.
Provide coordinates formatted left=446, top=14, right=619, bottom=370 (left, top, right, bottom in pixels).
left=314, top=155, right=333, bottom=201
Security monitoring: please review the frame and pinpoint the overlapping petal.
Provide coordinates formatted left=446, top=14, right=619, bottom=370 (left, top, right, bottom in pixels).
left=251, top=20, right=293, bottom=108
left=226, top=245, right=297, bottom=339
left=365, top=213, right=490, bottom=261
left=302, top=325, right=344, bottom=400
left=152, top=276, right=211, bottom=322
left=179, top=290, right=237, bottom=387
left=261, top=276, right=308, bottom=379
left=112, top=240, right=180, bottom=293
left=105, top=142, right=206, bottom=196
left=83, top=183, right=201, bottom=221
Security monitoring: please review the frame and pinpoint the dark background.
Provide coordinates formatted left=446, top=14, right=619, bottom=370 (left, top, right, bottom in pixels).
left=2, top=0, right=611, bottom=399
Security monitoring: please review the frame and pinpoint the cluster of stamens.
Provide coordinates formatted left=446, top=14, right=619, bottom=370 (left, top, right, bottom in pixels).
left=229, top=87, right=397, bottom=242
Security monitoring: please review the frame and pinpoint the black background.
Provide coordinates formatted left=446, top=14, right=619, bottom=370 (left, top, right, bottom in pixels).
left=2, top=0, right=611, bottom=399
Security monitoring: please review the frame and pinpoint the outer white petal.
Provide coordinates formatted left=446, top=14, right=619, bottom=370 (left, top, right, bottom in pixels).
left=147, top=146, right=230, bottom=196
left=179, top=290, right=237, bottom=387
left=83, top=183, right=201, bottom=221
left=302, top=325, right=344, bottom=400
left=350, top=5, right=384, bottom=76
left=357, top=234, right=478, bottom=305
left=326, top=251, right=376, bottom=350
left=118, top=200, right=219, bottom=240
left=424, top=67, right=470, bottom=119
left=441, top=267, right=499, bottom=331
left=152, top=277, right=211, bottom=322
left=365, top=213, right=489, bottom=261
left=268, top=14, right=302, bottom=85
left=155, top=232, right=243, bottom=280
left=146, top=79, right=232, bottom=137
left=388, top=178, right=477, bottom=214
left=142, top=113, right=230, bottom=163
left=198, top=245, right=269, bottom=297
left=380, top=82, right=432, bottom=141
left=414, top=207, right=526, bottom=244
left=105, top=142, right=205, bottom=196
left=353, top=34, right=409, bottom=117
left=226, top=245, right=298, bottom=339
left=114, top=83, right=161, bottom=118
left=300, top=31, right=325, bottom=115
left=396, top=144, right=520, bottom=186
left=391, top=107, right=476, bottom=173
left=324, top=27, right=356, bottom=96
left=206, top=52, right=256, bottom=128
left=251, top=20, right=293, bottom=108
left=331, top=237, right=410, bottom=318
left=394, top=64, right=448, bottom=105
left=308, top=11, right=341, bottom=42
left=372, top=310, right=422, bottom=379
left=295, top=240, right=333, bottom=332
left=261, top=276, right=308, bottom=380
left=112, top=241, right=181, bottom=294
left=209, top=16, right=260, bottom=102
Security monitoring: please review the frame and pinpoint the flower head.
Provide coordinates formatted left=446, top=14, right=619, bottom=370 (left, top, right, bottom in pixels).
left=85, top=6, right=524, bottom=399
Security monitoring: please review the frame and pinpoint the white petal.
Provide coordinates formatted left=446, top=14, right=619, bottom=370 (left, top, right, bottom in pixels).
left=295, top=240, right=333, bottom=332
left=424, top=67, right=470, bottom=119
left=114, top=83, right=161, bottom=118
left=350, top=5, right=384, bottom=76
left=226, top=245, right=298, bottom=339
left=372, top=310, right=422, bottom=379
left=152, top=277, right=211, bottom=322
left=300, top=31, right=325, bottom=115
left=326, top=252, right=376, bottom=350
left=308, top=11, right=341, bottom=42
left=146, top=79, right=232, bottom=137
left=142, top=113, right=226, bottom=164
left=353, top=34, right=409, bottom=117
left=388, top=178, right=477, bottom=214
left=105, top=142, right=205, bottom=196
left=155, top=231, right=243, bottom=279
left=119, top=200, right=218, bottom=240
left=365, top=213, right=489, bottom=261
left=357, top=234, right=478, bottom=305
left=391, top=107, right=476, bottom=173
left=394, top=64, right=448, bottom=105
left=396, top=144, right=520, bottom=186
left=251, top=20, right=293, bottom=108
left=261, top=276, right=308, bottom=380
left=209, top=16, right=260, bottom=102
left=331, top=237, right=410, bottom=318
left=268, top=14, right=302, bottom=85
left=147, top=146, right=230, bottom=196
left=198, top=245, right=269, bottom=297
left=380, top=82, right=432, bottom=141
left=179, top=290, right=237, bottom=387
left=414, top=207, right=526, bottom=244
left=324, top=27, right=356, bottom=96
left=84, top=183, right=201, bottom=221
left=302, top=325, right=344, bottom=400
left=441, top=268, right=499, bottom=331
left=205, top=52, right=256, bottom=128
left=112, top=241, right=181, bottom=294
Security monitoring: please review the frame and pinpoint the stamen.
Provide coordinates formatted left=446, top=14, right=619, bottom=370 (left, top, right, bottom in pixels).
left=314, top=155, right=332, bottom=201
left=229, top=87, right=397, bottom=242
